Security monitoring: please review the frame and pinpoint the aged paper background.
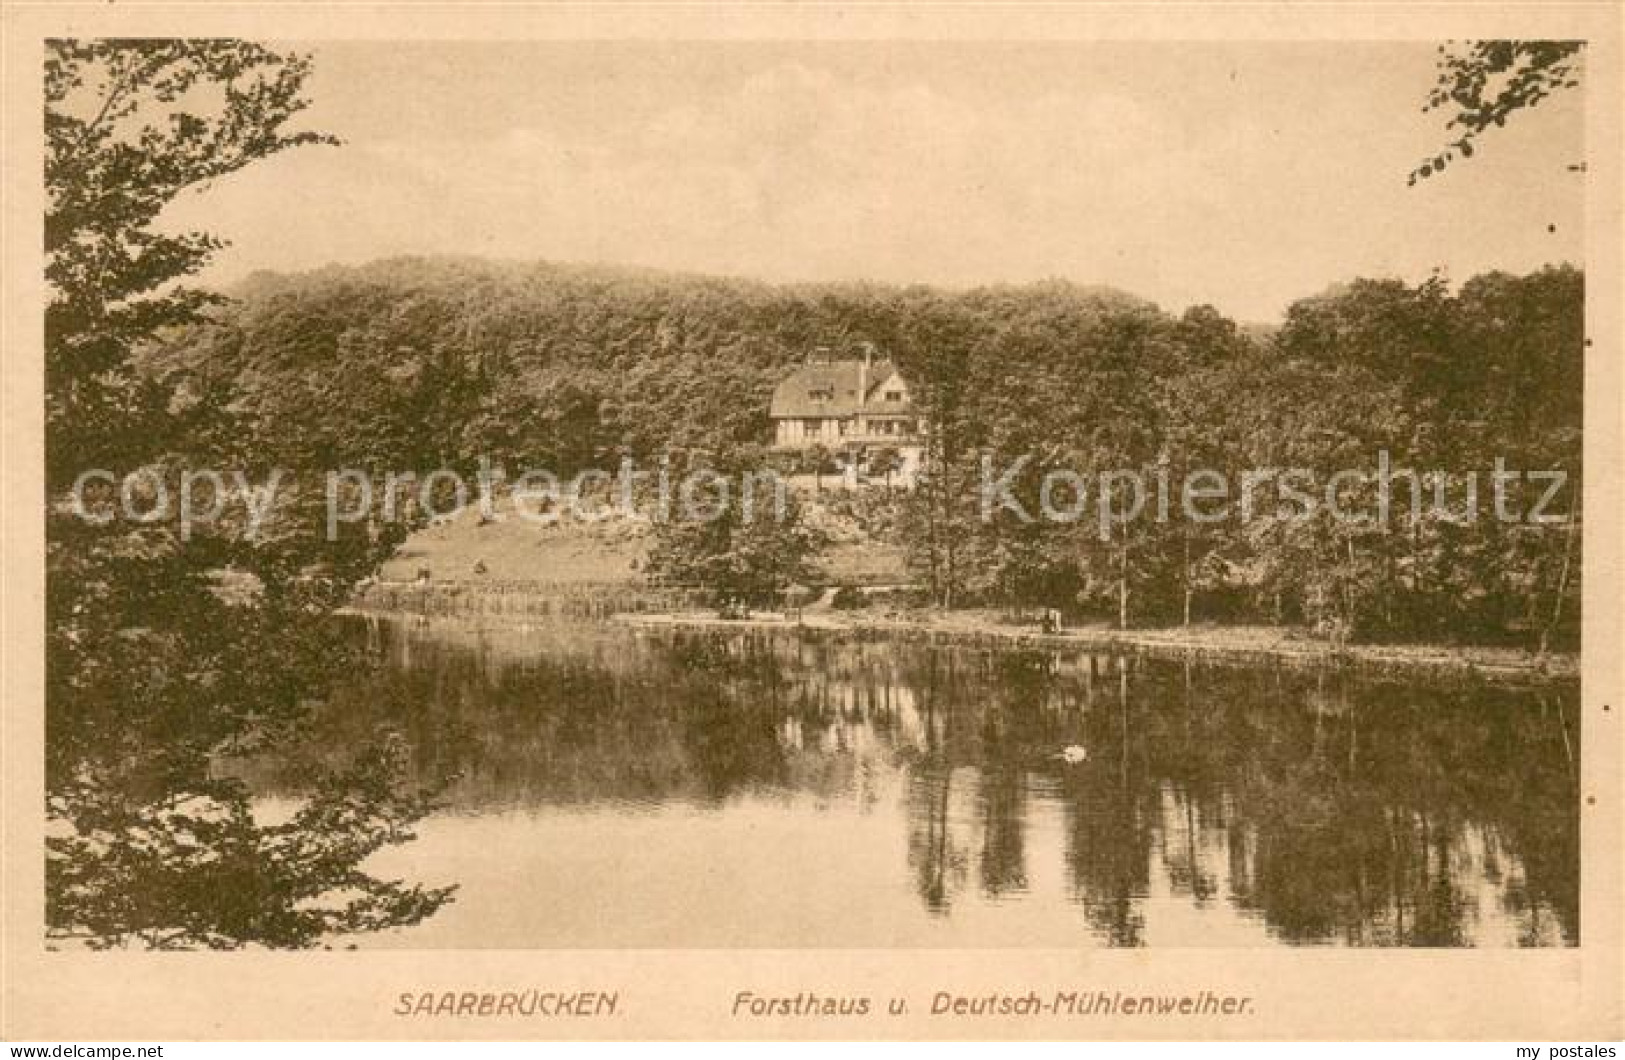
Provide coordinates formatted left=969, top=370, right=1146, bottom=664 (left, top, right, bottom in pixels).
left=2, top=1, right=1621, bottom=1041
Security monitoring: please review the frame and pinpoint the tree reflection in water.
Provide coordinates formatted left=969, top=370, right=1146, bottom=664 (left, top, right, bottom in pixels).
left=243, top=617, right=1578, bottom=948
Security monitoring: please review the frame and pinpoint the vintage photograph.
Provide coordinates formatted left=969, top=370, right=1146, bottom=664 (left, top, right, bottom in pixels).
left=36, top=34, right=1588, bottom=962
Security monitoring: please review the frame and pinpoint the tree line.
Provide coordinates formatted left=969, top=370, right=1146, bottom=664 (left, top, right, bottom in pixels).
left=162, top=258, right=1582, bottom=648
left=893, top=267, right=1582, bottom=647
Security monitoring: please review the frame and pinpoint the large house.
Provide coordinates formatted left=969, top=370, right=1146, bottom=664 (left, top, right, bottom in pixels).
left=769, top=343, right=924, bottom=486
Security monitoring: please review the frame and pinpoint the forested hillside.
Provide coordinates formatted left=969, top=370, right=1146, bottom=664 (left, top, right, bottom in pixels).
left=154, top=256, right=1583, bottom=647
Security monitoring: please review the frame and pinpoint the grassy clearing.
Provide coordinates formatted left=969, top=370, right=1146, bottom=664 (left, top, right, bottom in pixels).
left=376, top=498, right=912, bottom=586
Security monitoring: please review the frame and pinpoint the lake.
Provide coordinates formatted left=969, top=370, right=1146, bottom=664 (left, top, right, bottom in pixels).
left=254, top=616, right=1579, bottom=948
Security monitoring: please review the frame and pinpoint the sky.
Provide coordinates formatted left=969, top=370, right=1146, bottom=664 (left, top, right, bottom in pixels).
left=158, top=41, right=1585, bottom=323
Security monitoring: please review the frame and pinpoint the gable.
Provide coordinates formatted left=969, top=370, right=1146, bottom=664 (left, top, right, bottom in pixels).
left=867, top=369, right=910, bottom=404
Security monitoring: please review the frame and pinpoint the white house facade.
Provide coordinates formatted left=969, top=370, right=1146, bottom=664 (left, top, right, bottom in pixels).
left=769, top=343, right=925, bottom=487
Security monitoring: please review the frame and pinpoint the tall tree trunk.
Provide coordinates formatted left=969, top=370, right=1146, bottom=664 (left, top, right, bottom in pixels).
left=1343, top=534, right=1358, bottom=629
left=940, top=455, right=957, bottom=611
left=1538, top=511, right=1578, bottom=656
left=1117, top=545, right=1129, bottom=630
left=1182, top=531, right=1193, bottom=628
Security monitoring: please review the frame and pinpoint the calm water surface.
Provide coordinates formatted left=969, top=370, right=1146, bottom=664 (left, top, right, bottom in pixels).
left=257, top=617, right=1579, bottom=948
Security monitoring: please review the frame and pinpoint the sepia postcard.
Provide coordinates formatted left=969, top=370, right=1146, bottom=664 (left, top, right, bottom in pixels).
left=1, top=0, right=1621, bottom=1043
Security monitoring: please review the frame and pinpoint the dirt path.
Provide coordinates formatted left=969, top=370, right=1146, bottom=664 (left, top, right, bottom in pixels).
left=615, top=610, right=1578, bottom=681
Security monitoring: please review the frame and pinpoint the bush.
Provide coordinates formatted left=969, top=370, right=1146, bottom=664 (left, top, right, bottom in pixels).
left=831, top=585, right=869, bottom=609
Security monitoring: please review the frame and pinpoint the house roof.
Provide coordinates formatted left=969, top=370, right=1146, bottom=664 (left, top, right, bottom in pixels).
left=769, top=359, right=912, bottom=418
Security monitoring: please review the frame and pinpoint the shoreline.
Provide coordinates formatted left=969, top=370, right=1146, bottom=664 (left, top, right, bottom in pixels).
left=609, top=609, right=1578, bottom=681
left=345, top=585, right=1577, bottom=681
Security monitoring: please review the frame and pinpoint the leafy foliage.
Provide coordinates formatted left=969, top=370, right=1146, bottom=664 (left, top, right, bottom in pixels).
left=48, top=748, right=449, bottom=950
left=645, top=454, right=828, bottom=608
left=888, top=269, right=1581, bottom=644
left=1411, top=41, right=1583, bottom=183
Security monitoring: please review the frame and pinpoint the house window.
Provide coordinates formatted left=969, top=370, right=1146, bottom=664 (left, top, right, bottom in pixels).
left=803, top=418, right=823, bottom=437
left=809, top=387, right=833, bottom=403
left=884, top=390, right=903, bottom=402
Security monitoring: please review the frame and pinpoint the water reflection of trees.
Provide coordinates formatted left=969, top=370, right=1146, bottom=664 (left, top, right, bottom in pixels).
left=895, top=641, right=1570, bottom=946
left=284, top=621, right=1578, bottom=947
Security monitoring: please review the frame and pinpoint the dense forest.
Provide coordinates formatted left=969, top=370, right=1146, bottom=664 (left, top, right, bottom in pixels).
left=156, top=255, right=1583, bottom=648
left=43, top=38, right=1582, bottom=952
